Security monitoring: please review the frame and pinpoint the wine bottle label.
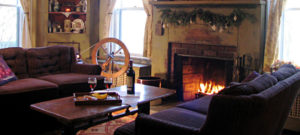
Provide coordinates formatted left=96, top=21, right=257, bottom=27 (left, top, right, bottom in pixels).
left=127, top=76, right=133, bottom=91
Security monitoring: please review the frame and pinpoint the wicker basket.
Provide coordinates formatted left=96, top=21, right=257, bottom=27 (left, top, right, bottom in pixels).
left=289, top=95, right=300, bottom=119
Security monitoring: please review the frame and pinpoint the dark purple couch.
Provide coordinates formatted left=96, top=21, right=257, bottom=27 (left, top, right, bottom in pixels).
left=115, top=64, right=300, bottom=135
left=0, top=45, right=105, bottom=134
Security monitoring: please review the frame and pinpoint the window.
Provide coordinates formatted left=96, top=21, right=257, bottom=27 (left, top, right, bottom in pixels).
left=110, top=0, right=146, bottom=57
left=0, top=0, right=22, bottom=49
left=278, top=0, right=300, bottom=65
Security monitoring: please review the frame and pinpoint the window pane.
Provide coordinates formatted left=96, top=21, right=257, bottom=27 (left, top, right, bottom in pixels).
left=286, top=0, right=300, bottom=8
left=120, top=10, right=146, bottom=56
left=0, top=6, right=17, bottom=48
left=115, top=0, right=143, bottom=9
left=281, top=10, right=300, bottom=65
left=0, top=0, right=17, bottom=5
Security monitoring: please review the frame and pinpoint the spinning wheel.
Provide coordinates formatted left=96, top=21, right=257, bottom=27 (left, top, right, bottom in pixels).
left=91, top=38, right=130, bottom=78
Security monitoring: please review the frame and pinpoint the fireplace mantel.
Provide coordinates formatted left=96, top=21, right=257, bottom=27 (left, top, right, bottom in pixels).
left=150, top=0, right=266, bottom=8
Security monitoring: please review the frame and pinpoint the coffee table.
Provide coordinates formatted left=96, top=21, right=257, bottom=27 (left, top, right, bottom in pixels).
left=30, top=84, right=175, bottom=135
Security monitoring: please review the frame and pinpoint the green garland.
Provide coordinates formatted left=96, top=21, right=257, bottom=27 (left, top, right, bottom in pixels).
left=160, top=8, right=256, bottom=28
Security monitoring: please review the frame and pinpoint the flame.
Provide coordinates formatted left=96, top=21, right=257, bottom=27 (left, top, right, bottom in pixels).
left=198, top=81, right=225, bottom=95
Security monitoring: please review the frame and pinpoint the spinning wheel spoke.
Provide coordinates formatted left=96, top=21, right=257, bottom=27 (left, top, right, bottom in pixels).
left=115, top=47, right=123, bottom=55
left=100, top=45, right=108, bottom=54
left=92, top=38, right=130, bottom=79
left=108, top=60, right=113, bottom=74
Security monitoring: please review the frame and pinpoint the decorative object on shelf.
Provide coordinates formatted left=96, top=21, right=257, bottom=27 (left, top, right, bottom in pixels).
left=48, top=0, right=87, bottom=34
left=76, top=0, right=82, bottom=12
left=49, top=0, right=54, bottom=12
left=57, top=25, right=62, bottom=32
left=72, top=19, right=85, bottom=33
left=65, top=7, right=71, bottom=12
left=61, top=12, right=72, bottom=17
left=53, top=23, right=57, bottom=33
left=48, top=21, right=52, bottom=33
left=80, top=0, right=87, bottom=12
left=76, top=5, right=81, bottom=12
left=62, top=2, right=76, bottom=12
left=54, top=0, right=60, bottom=12
left=64, top=19, right=72, bottom=32
left=160, top=8, right=256, bottom=31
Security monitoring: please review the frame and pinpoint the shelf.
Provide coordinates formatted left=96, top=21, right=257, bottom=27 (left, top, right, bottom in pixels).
left=150, top=0, right=266, bottom=8
left=49, top=12, right=87, bottom=15
left=48, top=32, right=85, bottom=34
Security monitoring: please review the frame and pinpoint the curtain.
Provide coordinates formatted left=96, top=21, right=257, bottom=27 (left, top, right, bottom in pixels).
left=142, top=0, right=153, bottom=58
left=263, top=0, right=286, bottom=72
left=20, top=0, right=32, bottom=48
left=101, top=0, right=116, bottom=39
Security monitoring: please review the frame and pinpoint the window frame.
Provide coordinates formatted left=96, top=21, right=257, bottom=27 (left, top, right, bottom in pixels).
left=278, top=1, right=300, bottom=61
left=0, top=0, right=22, bottom=48
left=110, top=2, right=146, bottom=57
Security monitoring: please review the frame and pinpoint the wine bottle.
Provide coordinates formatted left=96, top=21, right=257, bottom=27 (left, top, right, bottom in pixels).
left=127, top=60, right=135, bottom=94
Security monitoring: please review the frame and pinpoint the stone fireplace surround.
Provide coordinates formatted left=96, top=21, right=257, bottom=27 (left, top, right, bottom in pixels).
left=168, top=42, right=237, bottom=101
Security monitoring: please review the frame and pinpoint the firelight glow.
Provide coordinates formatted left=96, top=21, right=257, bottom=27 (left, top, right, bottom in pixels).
left=65, top=8, right=71, bottom=12
left=198, top=81, right=225, bottom=95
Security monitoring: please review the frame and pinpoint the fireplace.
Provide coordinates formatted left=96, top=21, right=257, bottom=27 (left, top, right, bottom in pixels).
left=168, top=43, right=237, bottom=101
left=175, top=54, right=233, bottom=101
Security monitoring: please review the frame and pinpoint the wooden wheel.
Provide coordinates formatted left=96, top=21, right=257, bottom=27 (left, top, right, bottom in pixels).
left=91, top=38, right=130, bottom=78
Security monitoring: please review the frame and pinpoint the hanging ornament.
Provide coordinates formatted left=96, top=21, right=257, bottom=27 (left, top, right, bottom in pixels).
left=234, top=15, right=238, bottom=21
left=211, top=25, right=217, bottom=31
left=219, top=27, right=223, bottom=33
left=178, top=20, right=182, bottom=24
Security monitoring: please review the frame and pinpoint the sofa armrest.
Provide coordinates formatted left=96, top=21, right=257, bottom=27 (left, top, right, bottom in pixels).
left=71, top=63, right=102, bottom=75
left=135, top=114, right=200, bottom=135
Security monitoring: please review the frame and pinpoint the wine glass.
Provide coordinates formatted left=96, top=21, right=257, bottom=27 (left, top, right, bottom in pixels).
left=88, top=77, right=97, bottom=92
left=104, top=77, right=113, bottom=90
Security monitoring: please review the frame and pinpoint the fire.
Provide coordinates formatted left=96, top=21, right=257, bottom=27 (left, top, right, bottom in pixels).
left=198, top=81, right=225, bottom=95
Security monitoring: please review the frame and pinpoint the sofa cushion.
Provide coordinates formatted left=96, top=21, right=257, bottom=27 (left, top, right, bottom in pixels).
left=38, top=73, right=104, bottom=86
left=272, top=64, right=297, bottom=81
left=219, top=73, right=278, bottom=95
left=38, top=73, right=105, bottom=96
left=0, top=78, right=58, bottom=95
left=176, top=95, right=213, bottom=114
left=0, top=56, right=17, bottom=86
left=151, top=107, right=207, bottom=129
left=26, top=45, right=76, bottom=77
left=242, top=71, right=260, bottom=83
left=0, top=47, right=28, bottom=79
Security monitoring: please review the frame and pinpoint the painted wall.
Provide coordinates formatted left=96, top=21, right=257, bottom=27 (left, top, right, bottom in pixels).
left=150, top=4, right=266, bottom=80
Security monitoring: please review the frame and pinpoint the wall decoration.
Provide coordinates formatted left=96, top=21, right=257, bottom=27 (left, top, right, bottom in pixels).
left=160, top=8, right=256, bottom=31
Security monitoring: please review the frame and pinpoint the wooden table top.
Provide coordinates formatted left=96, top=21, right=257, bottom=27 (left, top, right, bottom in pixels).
left=30, top=84, right=175, bottom=124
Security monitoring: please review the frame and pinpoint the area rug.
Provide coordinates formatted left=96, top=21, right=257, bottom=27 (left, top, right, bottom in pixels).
left=76, top=112, right=137, bottom=135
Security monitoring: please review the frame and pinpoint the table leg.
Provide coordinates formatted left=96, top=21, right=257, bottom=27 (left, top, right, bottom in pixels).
left=138, top=101, right=150, bottom=114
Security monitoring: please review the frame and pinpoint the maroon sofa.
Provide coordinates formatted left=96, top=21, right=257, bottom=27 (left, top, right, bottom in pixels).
left=0, top=45, right=105, bottom=134
left=115, top=64, right=300, bottom=135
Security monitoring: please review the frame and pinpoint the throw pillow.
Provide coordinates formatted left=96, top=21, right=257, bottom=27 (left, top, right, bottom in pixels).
left=218, top=83, right=255, bottom=96
left=0, top=56, right=17, bottom=86
left=246, top=73, right=278, bottom=93
left=271, top=64, right=297, bottom=81
left=219, top=73, right=277, bottom=95
left=242, top=71, right=260, bottom=83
